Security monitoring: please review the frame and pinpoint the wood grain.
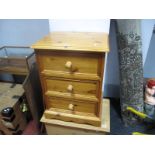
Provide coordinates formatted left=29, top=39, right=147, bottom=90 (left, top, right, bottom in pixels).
left=31, top=32, right=109, bottom=52
left=37, top=51, right=99, bottom=76
left=46, top=97, right=97, bottom=114
left=44, top=109, right=101, bottom=127
left=23, top=63, right=44, bottom=128
left=41, top=70, right=100, bottom=81
left=44, top=77, right=98, bottom=98
left=33, top=32, right=109, bottom=126
left=45, top=90, right=98, bottom=102
left=41, top=99, right=110, bottom=134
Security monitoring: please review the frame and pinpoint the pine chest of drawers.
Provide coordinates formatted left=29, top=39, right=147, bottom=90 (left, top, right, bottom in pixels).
left=32, top=32, right=109, bottom=127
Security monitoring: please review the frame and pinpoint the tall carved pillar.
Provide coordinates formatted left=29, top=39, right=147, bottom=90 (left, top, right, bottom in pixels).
left=116, top=19, right=144, bottom=125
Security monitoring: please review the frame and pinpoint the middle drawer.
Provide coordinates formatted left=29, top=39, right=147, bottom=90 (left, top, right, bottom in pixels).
left=43, top=77, right=98, bottom=98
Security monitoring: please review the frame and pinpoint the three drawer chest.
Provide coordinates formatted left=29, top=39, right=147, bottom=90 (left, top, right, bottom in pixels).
left=32, top=32, right=109, bottom=127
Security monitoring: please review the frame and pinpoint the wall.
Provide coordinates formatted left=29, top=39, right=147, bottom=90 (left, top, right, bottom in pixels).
left=144, top=32, right=155, bottom=78
left=0, top=19, right=50, bottom=81
left=104, top=20, right=120, bottom=97
left=49, top=19, right=110, bottom=32
left=0, top=19, right=49, bottom=46
left=141, top=19, right=155, bottom=78
left=141, top=19, right=155, bottom=66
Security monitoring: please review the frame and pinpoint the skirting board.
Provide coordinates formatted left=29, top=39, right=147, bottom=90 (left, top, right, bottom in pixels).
left=41, top=99, right=110, bottom=135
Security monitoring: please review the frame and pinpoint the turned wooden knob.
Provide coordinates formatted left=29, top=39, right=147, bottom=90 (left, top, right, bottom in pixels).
left=65, top=61, right=72, bottom=69
left=68, top=104, right=74, bottom=110
left=67, top=84, right=73, bottom=92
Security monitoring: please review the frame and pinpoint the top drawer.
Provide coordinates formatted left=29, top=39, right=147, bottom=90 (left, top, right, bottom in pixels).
left=36, top=50, right=104, bottom=80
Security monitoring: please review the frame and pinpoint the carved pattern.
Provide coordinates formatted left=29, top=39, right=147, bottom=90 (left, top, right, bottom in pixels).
left=116, top=20, right=144, bottom=124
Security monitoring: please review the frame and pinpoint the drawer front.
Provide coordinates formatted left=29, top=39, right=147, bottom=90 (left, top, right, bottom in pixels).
left=37, top=51, right=100, bottom=76
left=44, top=77, right=98, bottom=98
left=46, top=97, right=97, bottom=115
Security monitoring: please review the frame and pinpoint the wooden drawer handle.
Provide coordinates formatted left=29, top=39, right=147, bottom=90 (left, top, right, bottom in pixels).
left=68, top=104, right=74, bottom=110
left=67, top=84, right=73, bottom=92
left=65, top=61, right=78, bottom=72
left=65, top=61, right=72, bottom=69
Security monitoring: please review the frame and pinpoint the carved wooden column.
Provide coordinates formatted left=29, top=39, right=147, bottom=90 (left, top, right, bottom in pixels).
left=116, top=19, right=144, bottom=125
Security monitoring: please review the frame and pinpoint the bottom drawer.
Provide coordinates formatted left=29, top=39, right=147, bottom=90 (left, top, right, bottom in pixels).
left=46, top=97, right=97, bottom=115
left=44, top=110, right=101, bottom=127
left=42, top=99, right=110, bottom=128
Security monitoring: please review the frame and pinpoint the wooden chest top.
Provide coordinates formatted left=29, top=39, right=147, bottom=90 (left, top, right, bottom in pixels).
left=31, top=32, right=109, bottom=53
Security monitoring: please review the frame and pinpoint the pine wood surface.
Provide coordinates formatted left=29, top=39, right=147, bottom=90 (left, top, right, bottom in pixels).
left=41, top=99, right=110, bottom=134
left=41, top=70, right=101, bottom=81
left=44, top=109, right=101, bottom=127
left=45, top=91, right=98, bottom=103
left=33, top=32, right=109, bottom=126
left=37, top=51, right=101, bottom=77
left=31, top=32, right=109, bottom=52
left=46, top=97, right=97, bottom=114
left=44, top=77, right=98, bottom=97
